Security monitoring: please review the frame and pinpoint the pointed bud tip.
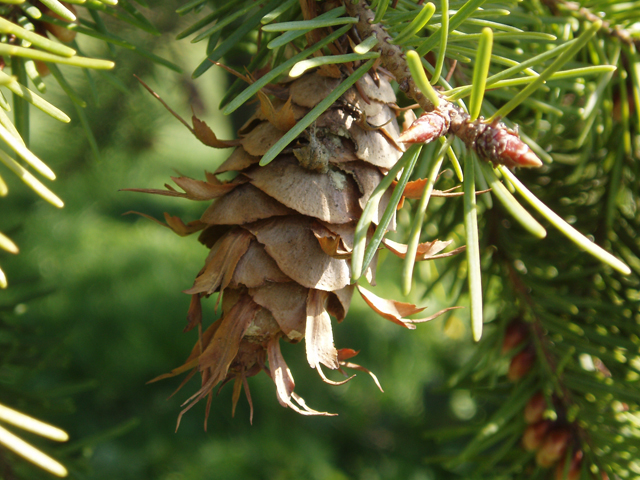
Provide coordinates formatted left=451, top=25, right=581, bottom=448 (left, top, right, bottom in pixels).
left=519, top=150, right=544, bottom=168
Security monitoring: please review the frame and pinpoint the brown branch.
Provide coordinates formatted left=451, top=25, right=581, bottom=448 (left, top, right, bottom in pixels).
left=344, top=0, right=433, bottom=111
left=542, top=0, right=637, bottom=48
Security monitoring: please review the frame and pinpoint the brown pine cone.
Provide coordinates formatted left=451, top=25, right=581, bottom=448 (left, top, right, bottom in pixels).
left=141, top=70, right=410, bottom=427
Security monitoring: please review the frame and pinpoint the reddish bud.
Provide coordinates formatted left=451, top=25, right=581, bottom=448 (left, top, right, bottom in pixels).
left=508, top=347, right=535, bottom=381
left=502, top=320, right=528, bottom=354
left=398, top=108, right=450, bottom=144
left=43, top=22, right=77, bottom=43
left=554, top=450, right=583, bottom=480
left=522, top=420, right=551, bottom=451
left=476, top=121, right=543, bottom=168
left=42, top=6, right=78, bottom=44
left=35, top=61, right=50, bottom=77
left=524, top=392, right=546, bottom=424
left=536, top=428, right=572, bottom=468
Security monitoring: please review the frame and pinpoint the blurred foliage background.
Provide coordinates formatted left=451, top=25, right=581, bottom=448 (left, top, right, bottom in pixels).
left=0, top=2, right=478, bottom=479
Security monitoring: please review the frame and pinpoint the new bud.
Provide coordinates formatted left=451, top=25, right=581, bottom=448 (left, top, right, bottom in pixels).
left=398, top=108, right=450, bottom=144
left=554, top=450, right=583, bottom=480
left=508, top=347, right=535, bottom=381
left=476, top=121, right=543, bottom=168
left=522, top=420, right=551, bottom=451
left=502, top=320, right=528, bottom=354
left=524, top=392, right=547, bottom=424
left=42, top=6, right=78, bottom=44
left=536, top=428, right=572, bottom=468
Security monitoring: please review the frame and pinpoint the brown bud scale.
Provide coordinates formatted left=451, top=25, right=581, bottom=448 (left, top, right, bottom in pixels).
left=536, top=428, right=572, bottom=468
left=502, top=320, right=529, bottom=354
left=524, top=392, right=547, bottom=424
left=508, top=347, right=536, bottom=381
left=522, top=420, right=552, bottom=451
left=398, top=108, right=450, bottom=144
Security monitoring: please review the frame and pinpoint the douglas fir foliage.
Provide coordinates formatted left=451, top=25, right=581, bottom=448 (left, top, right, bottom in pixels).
left=130, top=0, right=640, bottom=479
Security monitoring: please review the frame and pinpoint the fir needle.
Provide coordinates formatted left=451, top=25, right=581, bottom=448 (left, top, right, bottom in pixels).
left=499, top=166, right=631, bottom=275
left=402, top=136, right=453, bottom=295
left=464, top=154, right=483, bottom=342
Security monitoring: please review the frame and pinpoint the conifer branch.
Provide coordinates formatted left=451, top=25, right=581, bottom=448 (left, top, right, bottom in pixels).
left=344, top=0, right=543, bottom=169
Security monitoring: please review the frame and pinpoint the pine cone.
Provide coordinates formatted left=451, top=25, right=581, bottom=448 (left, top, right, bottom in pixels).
left=143, top=70, right=409, bottom=426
